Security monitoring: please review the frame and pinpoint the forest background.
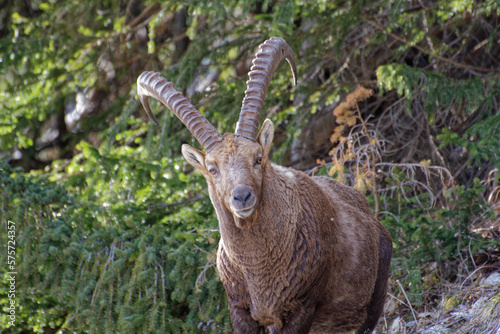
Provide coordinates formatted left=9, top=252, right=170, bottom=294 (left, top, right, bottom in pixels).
left=1, top=0, right=500, bottom=333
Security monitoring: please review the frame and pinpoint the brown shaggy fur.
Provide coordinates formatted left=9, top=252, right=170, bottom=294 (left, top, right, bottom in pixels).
left=138, top=36, right=391, bottom=332
left=182, top=124, right=392, bottom=334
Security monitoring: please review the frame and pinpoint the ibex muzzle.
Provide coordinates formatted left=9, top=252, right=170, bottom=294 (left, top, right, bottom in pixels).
left=231, top=186, right=256, bottom=216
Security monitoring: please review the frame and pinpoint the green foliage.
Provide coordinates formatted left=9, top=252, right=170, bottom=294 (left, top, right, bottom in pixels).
left=1, top=148, right=229, bottom=333
left=377, top=64, right=484, bottom=114
left=377, top=63, right=500, bottom=168
left=381, top=175, right=499, bottom=305
left=438, top=111, right=500, bottom=167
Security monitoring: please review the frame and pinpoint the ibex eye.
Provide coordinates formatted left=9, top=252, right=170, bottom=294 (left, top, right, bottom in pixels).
left=209, top=168, right=217, bottom=175
left=256, top=156, right=263, bottom=165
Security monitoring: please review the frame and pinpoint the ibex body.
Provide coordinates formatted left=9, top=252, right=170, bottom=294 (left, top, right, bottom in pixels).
left=138, top=37, right=392, bottom=334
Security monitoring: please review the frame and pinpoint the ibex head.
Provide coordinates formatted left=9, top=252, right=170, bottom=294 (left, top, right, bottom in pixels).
left=137, top=37, right=297, bottom=225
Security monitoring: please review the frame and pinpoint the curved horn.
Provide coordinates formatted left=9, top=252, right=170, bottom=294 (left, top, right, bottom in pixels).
left=235, top=37, right=297, bottom=140
left=137, top=71, right=222, bottom=152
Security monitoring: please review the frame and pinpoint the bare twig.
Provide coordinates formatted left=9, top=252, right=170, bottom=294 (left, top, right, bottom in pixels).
left=355, top=104, right=380, bottom=219
left=397, top=279, right=419, bottom=326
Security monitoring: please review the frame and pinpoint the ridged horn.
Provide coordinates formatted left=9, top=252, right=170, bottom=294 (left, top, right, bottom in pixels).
left=235, top=37, right=297, bottom=140
left=137, top=71, right=222, bottom=152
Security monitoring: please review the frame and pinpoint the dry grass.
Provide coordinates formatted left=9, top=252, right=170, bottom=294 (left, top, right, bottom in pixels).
left=378, top=271, right=500, bottom=334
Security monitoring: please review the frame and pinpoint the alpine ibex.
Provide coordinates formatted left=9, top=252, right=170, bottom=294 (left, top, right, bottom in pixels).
left=137, top=37, right=392, bottom=334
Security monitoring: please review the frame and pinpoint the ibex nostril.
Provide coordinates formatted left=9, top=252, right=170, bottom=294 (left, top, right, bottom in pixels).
left=233, top=187, right=252, bottom=205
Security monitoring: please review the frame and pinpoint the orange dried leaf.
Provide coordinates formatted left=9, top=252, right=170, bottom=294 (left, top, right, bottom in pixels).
left=333, top=101, right=348, bottom=117
left=355, top=86, right=373, bottom=101
left=345, top=110, right=357, bottom=126
left=330, top=125, right=345, bottom=143
left=341, top=86, right=373, bottom=113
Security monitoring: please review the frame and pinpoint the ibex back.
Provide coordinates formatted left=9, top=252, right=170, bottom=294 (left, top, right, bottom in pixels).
left=137, top=37, right=392, bottom=334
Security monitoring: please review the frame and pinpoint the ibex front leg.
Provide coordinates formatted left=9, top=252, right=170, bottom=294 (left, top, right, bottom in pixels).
left=230, top=306, right=265, bottom=334
left=268, top=303, right=316, bottom=334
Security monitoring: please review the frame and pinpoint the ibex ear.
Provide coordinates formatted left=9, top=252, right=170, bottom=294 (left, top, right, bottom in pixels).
left=181, top=144, right=206, bottom=172
left=257, top=118, right=274, bottom=157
